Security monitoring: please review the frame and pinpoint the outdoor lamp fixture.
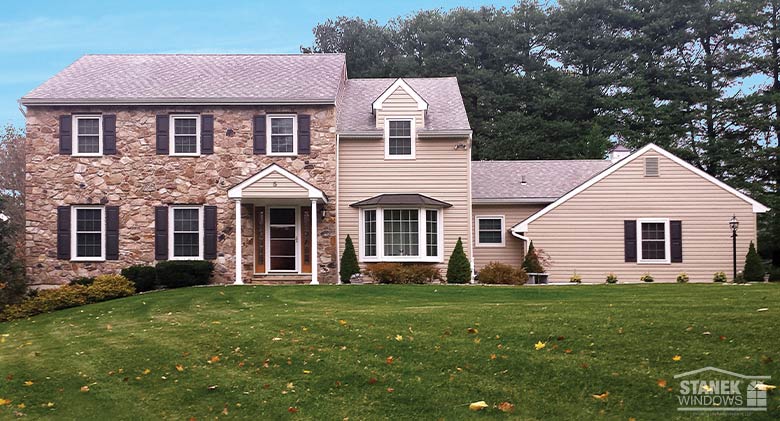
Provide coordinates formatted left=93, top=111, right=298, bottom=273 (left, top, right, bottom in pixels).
left=729, top=215, right=739, bottom=281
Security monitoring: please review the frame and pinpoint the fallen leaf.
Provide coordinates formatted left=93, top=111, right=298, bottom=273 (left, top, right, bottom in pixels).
left=22, top=381, right=33, bottom=387
left=368, top=377, right=378, bottom=384
left=271, top=337, right=282, bottom=341
left=5, top=374, right=13, bottom=381
left=490, top=354, right=497, bottom=360
left=757, top=308, right=769, bottom=312
left=557, top=336, right=565, bottom=341
left=106, top=324, right=112, bottom=331
left=386, top=356, right=394, bottom=365
left=564, top=349, right=572, bottom=354
left=0, top=399, right=10, bottom=406
left=221, top=406, right=229, bottom=416
left=592, top=392, right=609, bottom=401
left=467, top=327, right=478, bottom=334
left=719, top=335, right=727, bottom=341
left=386, top=387, right=394, bottom=393
left=534, top=341, right=546, bottom=350
left=657, top=379, right=667, bottom=388
left=207, top=385, right=218, bottom=391
left=143, top=368, right=151, bottom=375
left=288, top=407, right=299, bottom=413
left=286, top=382, right=295, bottom=390
left=469, top=401, right=489, bottom=411
left=497, top=401, right=515, bottom=413
left=672, top=355, right=682, bottom=362
left=80, top=386, right=89, bottom=392
left=395, top=335, right=403, bottom=341
left=209, top=356, right=220, bottom=363
left=702, top=384, right=713, bottom=392
left=175, top=364, right=185, bottom=372
left=754, top=383, right=777, bottom=391
left=338, top=319, right=347, bottom=326
left=16, top=403, right=24, bottom=409
left=303, top=370, right=312, bottom=374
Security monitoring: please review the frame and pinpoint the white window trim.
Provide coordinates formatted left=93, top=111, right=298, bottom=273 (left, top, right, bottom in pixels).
left=72, top=115, right=103, bottom=157
left=475, top=215, right=505, bottom=247
left=637, top=218, right=671, bottom=264
left=169, top=205, right=204, bottom=261
left=358, top=207, right=443, bottom=263
left=71, top=205, right=106, bottom=262
left=384, top=117, right=416, bottom=160
left=266, top=115, right=298, bottom=156
left=169, top=114, right=201, bottom=157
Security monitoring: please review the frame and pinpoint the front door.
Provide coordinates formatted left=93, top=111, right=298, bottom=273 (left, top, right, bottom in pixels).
left=268, top=208, right=297, bottom=272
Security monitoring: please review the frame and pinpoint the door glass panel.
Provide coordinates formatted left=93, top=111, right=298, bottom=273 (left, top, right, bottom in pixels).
left=270, top=257, right=296, bottom=271
left=270, top=208, right=296, bottom=225
left=270, top=226, right=295, bottom=238
left=269, top=208, right=297, bottom=271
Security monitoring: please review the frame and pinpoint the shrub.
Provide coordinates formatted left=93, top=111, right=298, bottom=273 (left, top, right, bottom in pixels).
left=570, top=272, right=582, bottom=284
left=522, top=241, right=544, bottom=274
left=712, top=271, right=727, bottom=283
left=640, top=273, right=654, bottom=283
left=0, top=198, right=27, bottom=312
left=339, top=235, right=360, bottom=284
left=365, top=263, right=403, bottom=284
left=69, top=276, right=95, bottom=286
left=155, top=260, right=214, bottom=288
left=743, top=241, right=765, bottom=282
left=121, top=265, right=157, bottom=292
left=676, top=273, right=690, bottom=283
left=446, top=237, right=471, bottom=284
left=734, top=272, right=746, bottom=284
left=769, top=267, right=780, bottom=282
left=478, top=262, right=528, bottom=285
left=605, top=273, right=618, bottom=284
left=1, top=275, right=135, bottom=321
left=365, top=263, right=440, bottom=284
left=402, top=264, right=441, bottom=284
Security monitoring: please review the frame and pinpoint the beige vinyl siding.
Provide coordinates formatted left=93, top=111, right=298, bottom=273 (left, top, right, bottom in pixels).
left=375, top=87, right=425, bottom=129
left=472, top=204, right=545, bottom=270
left=338, top=137, right=471, bottom=276
left=526, top=150, right=759, bottom=283
left=242, top=172, right=308, bottom=198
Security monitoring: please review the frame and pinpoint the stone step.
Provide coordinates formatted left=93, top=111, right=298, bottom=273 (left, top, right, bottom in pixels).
left=250, top=275, right=312, bottom=285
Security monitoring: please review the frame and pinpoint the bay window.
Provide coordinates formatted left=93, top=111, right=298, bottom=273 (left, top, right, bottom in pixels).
left=360, top=207, right=442, bottom=262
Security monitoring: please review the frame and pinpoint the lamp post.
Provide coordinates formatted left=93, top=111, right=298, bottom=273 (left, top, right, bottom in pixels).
left=729, top=215, right=739, bottom=281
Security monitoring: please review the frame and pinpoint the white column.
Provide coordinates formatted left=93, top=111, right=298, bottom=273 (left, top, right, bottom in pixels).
left=234, top=199, right=244, bottom=285
left=310, top=199, right=319, bottom=285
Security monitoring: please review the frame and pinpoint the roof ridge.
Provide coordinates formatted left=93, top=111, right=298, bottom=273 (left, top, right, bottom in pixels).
left=474, top=159, right=610, bottom=163
left=81, top=53, right=346, bottom=57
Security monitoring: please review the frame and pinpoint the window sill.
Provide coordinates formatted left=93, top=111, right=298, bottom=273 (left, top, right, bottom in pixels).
left=169, top=154, right=201, bottom=157
left=637, top=260, right=671, bottom=265
left=384, top=156, right=415, bottom=160
left=267, top=153, right=299, bottom=157
left=73, top=153, right=103, bottom=157
left=169, top=256, right=204, bottom=261
left=361, top=257, right=443, bottom=263
left=475, top=243, right=505, bottom=248
left=71, top=258, right=106, bottom=262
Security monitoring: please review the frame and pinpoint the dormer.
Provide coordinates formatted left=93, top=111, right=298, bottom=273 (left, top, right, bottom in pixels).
left=372, top=78, right=428, bottom=130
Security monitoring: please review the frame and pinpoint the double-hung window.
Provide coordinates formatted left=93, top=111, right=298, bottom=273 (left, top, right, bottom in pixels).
left=361, top=208, right=441, bottom=262
left=170, top=115, right=200, bottom=156
left=385, top=119, right=414, bottom=159
left=637, top=218, right=670, bottom=263
left=71, top=206, right=105, bottom=261
left=267, top=115, right=297, bottom=155
left=170, top=206, right=203, bottom=260
left=73, top=115, right=102, bottom=156
left=476, top=216, right=504, bottom=246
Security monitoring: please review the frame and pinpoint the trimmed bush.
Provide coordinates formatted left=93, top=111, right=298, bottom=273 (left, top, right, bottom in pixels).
left=713, top=271, right=727, bottom=283
left=743, top=241, right=765, bottom=282
left=69, top=276, right=95, bottom=286
left=366, top=263, right=403, bottom=284
left=1, top=275, right=135, bottom=321
left=522, top=241, right=544, bottom=274
left=570, top=273, right=582, bottom=284
left=339, top=235, right=360, bottom=284
left=606, top=273, right=618, bottom=284
left=478, top=262, right=528, bottom=285
left=446, top=237, right=471, bottom=284
left=365, top=263, right=440, bottom=284
left=769, top=267, right=780, bottom=282
left=121, top=265, right=158, bottom=292
left=676, top=273, right=689, bottom=283
left=640, top=273, right=654, bottom=283
left=155, top=260, right=214, bottom=288
left=734, top=272, right=746, bottom=284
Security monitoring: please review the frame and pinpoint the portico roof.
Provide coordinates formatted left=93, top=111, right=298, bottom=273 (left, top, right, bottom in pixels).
left=227, top=163, right=327, bottom=202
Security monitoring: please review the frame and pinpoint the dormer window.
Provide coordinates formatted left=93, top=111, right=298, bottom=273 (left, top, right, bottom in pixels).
left=73, top=115, right=102, bottom=156
left=170, top=115, right=200, bottom=156
left=385, top=118, right=414, bottom=159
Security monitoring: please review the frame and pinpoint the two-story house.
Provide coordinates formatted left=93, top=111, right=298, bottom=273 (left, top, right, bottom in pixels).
left=21, top=53, right=768, bottom=285
left=20, top=54, right=471, bottom=286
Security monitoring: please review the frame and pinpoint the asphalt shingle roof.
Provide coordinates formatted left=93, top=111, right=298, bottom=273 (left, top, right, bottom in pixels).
left=472, top=160, right=614, bottom=201
left=21, top=54, right=347, bottom=104
left=337, top=77, right=471, bottom=132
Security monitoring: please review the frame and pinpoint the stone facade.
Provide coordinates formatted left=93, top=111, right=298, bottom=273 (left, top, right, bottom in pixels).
left=25, top=105, right=338, bottom=286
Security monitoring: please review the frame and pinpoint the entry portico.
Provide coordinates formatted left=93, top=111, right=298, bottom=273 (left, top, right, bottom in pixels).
left=227, top=164, right=328, bottom=285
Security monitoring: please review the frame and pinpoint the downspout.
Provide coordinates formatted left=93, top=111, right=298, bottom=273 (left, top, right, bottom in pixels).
left=335, top=133, right=341, bottom=285
left=511, top=230, right=530, bottom=255
left=467, top=132, right=475, bottom=283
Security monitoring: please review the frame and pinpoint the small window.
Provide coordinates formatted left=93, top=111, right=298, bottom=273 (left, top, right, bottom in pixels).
left=638, top=219, right=669, bottom=263
left=170, top=115, right=200, bottom=156
left=267, top=115, right=297, bottom=155
left=385, top=119, right=414, bottom=159
left=384, top=209, right=419, bottom=256
left=476, top=216, right=504, bottom=246
left=644, top=157, right=659, bottom=177
left=73, top=115, right=102, bottom=156
left=71, top=206, right=105, bottom=260
left=364, top=209, right=377, bottom=257
left=170, top=206, right=203, bottom=260
left=426, top=210, right=438, bottom=257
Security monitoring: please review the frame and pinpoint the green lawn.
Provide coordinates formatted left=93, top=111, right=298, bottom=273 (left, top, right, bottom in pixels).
left=0, top=284, right=778, bottom=420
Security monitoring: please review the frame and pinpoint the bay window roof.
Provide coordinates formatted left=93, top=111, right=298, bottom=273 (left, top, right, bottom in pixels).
left=349, top=193, right=452, bottom=208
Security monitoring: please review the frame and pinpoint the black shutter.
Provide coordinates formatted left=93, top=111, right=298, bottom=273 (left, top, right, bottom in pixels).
left=624, top=220, right=637, bottom=263
left=155, top=206, right=168, bottom=260
left=670, top=220, right=683, bottom=263
left=57, top=206, right=71, bottom=259
left=253, top=115, right=266, bottom=154
left=103, top=114, right=117, bottom=155
left=156, top=115, right=169, bottom=155
left=203, top=205, right=218, bottom=260
left=298, top=114, right=311, bottom=154
left=201, top=115, right=214, bottom=154
left=59, top=115, right=72, bottom=155
left=105, top=206, right=120, bottom=260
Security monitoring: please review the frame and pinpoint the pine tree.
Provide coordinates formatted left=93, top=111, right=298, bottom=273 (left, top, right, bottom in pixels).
left=446, top=237, right=471, bottom=284
left=744, top=241, right=765, bottom=282
left=339, top=235, right=360, bottom=284
left=0, top=197, right=27, bottom=310
left=522, top=241, right=544, bottom=273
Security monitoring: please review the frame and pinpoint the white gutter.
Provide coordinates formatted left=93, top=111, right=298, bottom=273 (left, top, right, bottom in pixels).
left=19, top=98, right=336, bottom=106
left=511, top=230, right=531, bottom=254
